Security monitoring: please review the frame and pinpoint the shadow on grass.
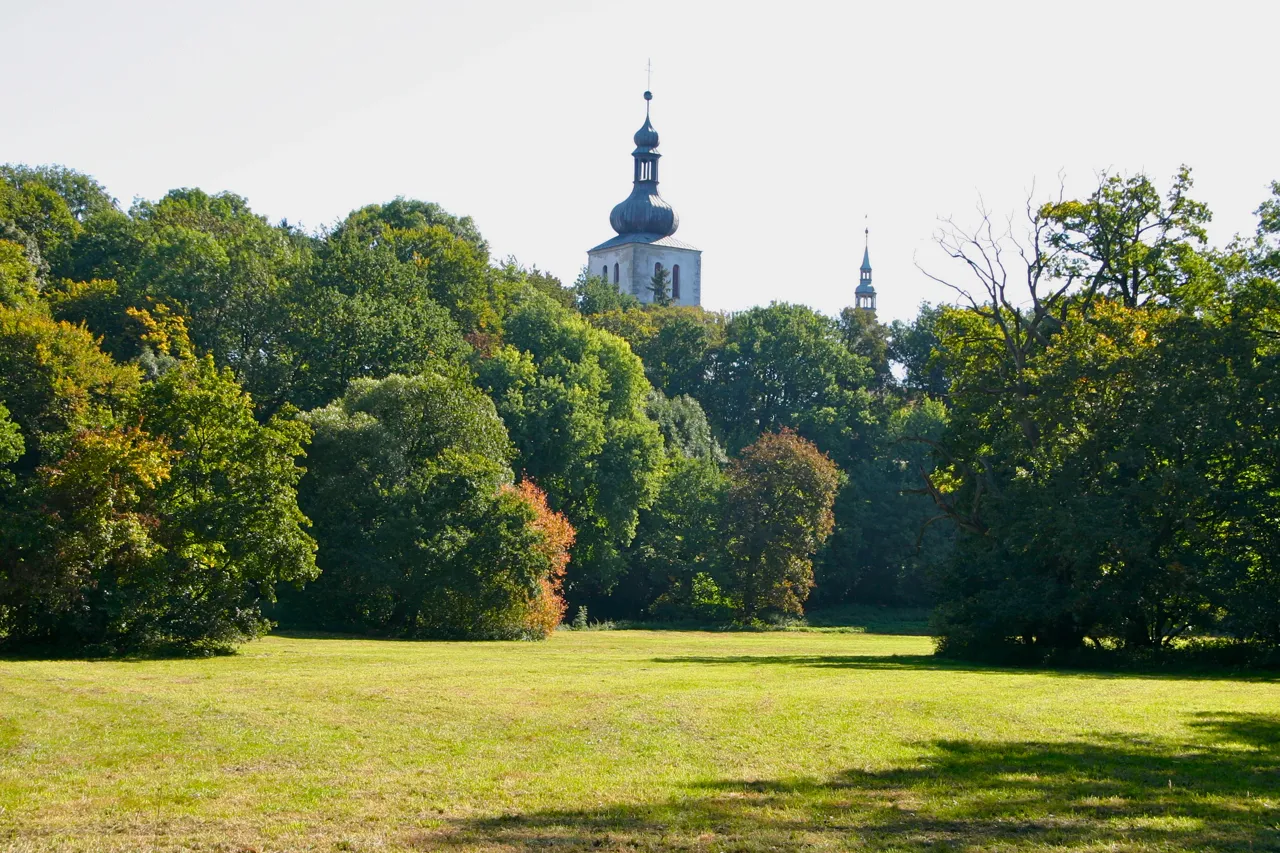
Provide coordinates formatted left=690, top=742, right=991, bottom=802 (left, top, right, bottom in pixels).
left=424, top=713, right=1279, bottom=852
left=602, top=606, right=933, bottom=636
left=0, top=642, right=238, bottom=662
left=804, top=605, right=933, bottom=635
left=650, top=653, right=1280, bottom=682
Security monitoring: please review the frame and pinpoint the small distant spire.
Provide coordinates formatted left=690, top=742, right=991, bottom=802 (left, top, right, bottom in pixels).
left=856, top=220, right=876, bottom=312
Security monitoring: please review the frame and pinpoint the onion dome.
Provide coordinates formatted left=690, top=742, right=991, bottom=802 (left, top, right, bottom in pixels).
left=608, top=90, right=679, bottom=238
left=633, top=94, right=660, bottom=150
left=633, top=117, right=660, bottom=151
left=610, top=187, right=679, bottom=237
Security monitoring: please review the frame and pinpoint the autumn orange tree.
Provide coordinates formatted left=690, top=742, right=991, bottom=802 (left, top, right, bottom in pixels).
left=724, top=429, right=843, bottom=621
left=507, top=481, right=574, bottom=638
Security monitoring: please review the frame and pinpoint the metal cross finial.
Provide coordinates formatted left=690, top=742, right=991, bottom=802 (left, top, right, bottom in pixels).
left=643, top=60, right=654, bottom=116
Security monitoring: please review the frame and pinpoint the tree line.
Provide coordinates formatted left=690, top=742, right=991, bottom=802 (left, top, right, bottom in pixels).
left=1, top=162, right=1276, bottom=663
left=0, top=165, right=896, bottom=653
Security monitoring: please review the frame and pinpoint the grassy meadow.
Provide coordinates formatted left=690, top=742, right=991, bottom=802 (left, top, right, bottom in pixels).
left=1, top=628, right=1277, bottom=852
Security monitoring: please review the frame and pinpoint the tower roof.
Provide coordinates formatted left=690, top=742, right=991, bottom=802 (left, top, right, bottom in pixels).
left=608, top=90, right=679, bottom=239
left=633, top=117, right=659, bottom=150
left=856, top=227, right=874, bottom=293
left=633, top=93, right=660, bottom=150
left=610, top=191, right=679, bottom=237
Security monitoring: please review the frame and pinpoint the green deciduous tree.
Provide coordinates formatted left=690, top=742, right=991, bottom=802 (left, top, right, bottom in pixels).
left=0, top=304, right=316, bottom=653
left=0, top=164, right=117, bottom=223
left=707, top=302, right=874, bottom=455
left=628, top=453, right=730, bottom=621
left=575, top=268, right=639, bottom=315
left=0, top=402, right=21, bottom=473
left=1041, top=167, right=1215, bottom=310
left=814, top=396, right=951, bottom=607
left=645, top=390, right=726, bottom=465
left=495, top=258, right=576, bottom=311
left=591, top=305, right=726, bottom=403
left=328, top=199, right=501, bottom=335
left=0, top=240, right=41, bottom=308
left=838, top=305, right=891, bottom=385
left=292, top=372, right=564, bottom=639
left=139, top=355, right=318, bottom=640
left=888, top=303, right=949, bottom=399
left=120, top=189, right=310, bottom=409
left=724, top=429, right=843, bottom=621
left=475, top=293, right=664, bottom=598
left=0, top=168, right=83, bottom=272
left=284, top=226, right=472, bottom=412
left=924, top=171, right=1280, bottom=660
left=43, top=187, right=482, bottom=418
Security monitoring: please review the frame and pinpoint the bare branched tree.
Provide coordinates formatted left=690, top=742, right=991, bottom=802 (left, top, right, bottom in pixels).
left=917, top=183, right=1079, bottom=394
left=903, top=169, right=1212, bottom=537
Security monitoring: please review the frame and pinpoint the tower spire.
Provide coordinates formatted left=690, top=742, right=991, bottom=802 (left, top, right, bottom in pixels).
left=856, top=219, right=876, bottom=314
left=606, top=86, right=677, bottom=238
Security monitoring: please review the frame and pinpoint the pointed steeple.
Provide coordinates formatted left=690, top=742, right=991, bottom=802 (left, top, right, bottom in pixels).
left=856, top=226, right=876, bottom=313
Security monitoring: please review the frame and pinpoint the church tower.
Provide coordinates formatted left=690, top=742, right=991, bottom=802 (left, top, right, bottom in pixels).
left=855, top=228, right=876, bottom=314
left=588, top=90, right=702, bottom=305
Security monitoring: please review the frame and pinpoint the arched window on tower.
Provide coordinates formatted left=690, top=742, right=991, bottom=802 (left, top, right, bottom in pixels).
left=613, top=263, right=619, bottom=283
left=672, top=264, right=681, bottom=300
left=602, top=265, right=608, bottom=281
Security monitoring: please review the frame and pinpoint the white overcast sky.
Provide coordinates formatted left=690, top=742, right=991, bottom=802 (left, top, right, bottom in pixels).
left=5, top=0, right=1277, bottom=322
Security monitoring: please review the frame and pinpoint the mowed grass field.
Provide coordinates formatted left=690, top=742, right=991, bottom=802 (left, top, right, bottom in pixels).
left=1, top=630, right=1277, bottom=852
